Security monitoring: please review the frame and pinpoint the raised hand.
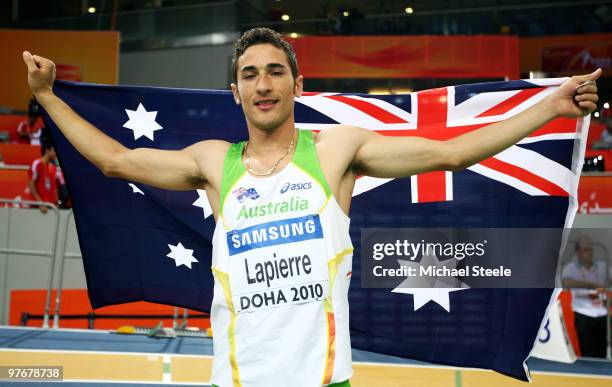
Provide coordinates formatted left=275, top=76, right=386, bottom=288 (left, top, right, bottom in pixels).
left=549, top=68, right=601, bottom=118
left=23, top=51, right=56, bottom=97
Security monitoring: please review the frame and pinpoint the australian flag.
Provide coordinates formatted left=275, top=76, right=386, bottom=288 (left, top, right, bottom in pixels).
left=43, top=78, right=588, bottom=381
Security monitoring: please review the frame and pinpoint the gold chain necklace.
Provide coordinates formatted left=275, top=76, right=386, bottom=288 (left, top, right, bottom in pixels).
left=244, top=131, right=296, bottom=177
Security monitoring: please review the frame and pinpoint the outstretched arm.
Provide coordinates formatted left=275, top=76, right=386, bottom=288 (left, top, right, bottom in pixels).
left=346, top=70, right=601, bottom=178
left=27, top=179, right=49, bottom=214
left=23, top=51, right=227, bottom=190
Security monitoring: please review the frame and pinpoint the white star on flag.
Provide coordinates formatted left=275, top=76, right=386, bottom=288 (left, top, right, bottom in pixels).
left=392, top=287, right=466, bottom=312
left=395, top=252, right=467, bottom=288
left=166, top=242, right=199, bottom=269
left=128, top=183, right=144, bottom=195
left=192, top=189, right=213, bottom=219
left=391, top=252, right=468, bottom=312
left=123, top=103, right=163, bottom=141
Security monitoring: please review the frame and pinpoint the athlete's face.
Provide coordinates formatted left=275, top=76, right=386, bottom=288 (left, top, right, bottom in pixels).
left=231, top=44, right=303, bottom=132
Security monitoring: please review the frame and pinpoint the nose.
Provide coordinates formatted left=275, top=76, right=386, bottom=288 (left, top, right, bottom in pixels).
left=256, top=73, right=272, bottom=95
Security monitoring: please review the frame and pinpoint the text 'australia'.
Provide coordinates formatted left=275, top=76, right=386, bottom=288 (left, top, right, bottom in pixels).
left=237, top=196, right=308, bottom=220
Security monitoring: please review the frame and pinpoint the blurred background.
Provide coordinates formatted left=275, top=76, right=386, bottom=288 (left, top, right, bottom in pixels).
left=1, top=0, right=611, bottom=96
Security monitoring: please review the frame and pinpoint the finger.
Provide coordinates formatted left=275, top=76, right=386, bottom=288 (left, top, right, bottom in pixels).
left=574, top=93, right=599, bottom=103
left=575, top=68, right=602, bottom=83
left=22, top=51, right=38, bottom=72
left=578, top=101, right=597, bottom=112
left=32, top=55, right=52, bottom=69
left=575, top=84, right=598, bottom=94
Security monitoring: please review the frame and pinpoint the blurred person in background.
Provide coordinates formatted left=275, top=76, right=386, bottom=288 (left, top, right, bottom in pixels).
left=561, top=236, right=609, bottom=358
left=24, top=130, right=65, bottom=214
left=599, top=103, right=612, bottom=146
left=16, top=97, right=44, bottom=145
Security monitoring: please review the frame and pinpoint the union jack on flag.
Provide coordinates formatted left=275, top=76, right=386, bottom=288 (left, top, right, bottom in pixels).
left=44, top=78, right=587, bottom=381
left=295, top=79, right=584, bottom=206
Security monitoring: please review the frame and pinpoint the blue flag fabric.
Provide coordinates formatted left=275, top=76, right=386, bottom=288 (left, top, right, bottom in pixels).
left=43, top=79, right=587, bottom=381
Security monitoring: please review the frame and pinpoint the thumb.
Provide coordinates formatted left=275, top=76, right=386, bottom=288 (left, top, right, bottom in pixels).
left=577, top=68, right=602, bottom=83
left=22, top=51, right=38, bottom=72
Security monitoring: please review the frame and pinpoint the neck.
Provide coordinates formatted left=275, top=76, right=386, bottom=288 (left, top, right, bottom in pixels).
left=243, top=118, right=298, bottom=177
left=579, top=259, right=593, bottom=269
left=246, top=119, right=296, bottom=156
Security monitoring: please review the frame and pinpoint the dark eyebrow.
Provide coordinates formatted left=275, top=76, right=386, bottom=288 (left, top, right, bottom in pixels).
left=240, top=65, right=257, bottom=73
left=240, top=63, right=286, bottom=73
left=266, top=63, right=286, bottom=70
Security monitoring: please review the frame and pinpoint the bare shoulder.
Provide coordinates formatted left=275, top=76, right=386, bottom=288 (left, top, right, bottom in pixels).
left=315, top=125, right=371, bottom=156
left=184, top=139, right=231, bottom=161
left=313, top=124, right=368, bottom=145
left=314, top=125, right=372, bottom=161
left=313, top=125, right=367, bottom=179
left=312, top=125, right=371, bottom=209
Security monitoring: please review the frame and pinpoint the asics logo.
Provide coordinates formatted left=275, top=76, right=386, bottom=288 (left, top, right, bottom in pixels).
left=280, top=182, right=312, bottom=194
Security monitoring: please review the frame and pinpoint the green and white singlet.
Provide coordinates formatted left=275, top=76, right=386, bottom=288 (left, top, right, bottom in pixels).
left=210, top=129, right=354, bottom=387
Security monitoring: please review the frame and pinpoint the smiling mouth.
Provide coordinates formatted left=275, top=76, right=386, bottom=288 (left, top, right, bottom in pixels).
left=255, top=99, right=279, bottom=107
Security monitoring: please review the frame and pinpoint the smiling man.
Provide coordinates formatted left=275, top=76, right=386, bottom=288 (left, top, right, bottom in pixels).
left=23, top=27, right=599, bottom=387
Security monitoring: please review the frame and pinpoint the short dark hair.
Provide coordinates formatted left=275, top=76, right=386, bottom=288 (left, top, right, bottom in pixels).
left=231, top=27, right=299, bottom=84
left=28, top=98, right=40, bottom=118
left=575, top=235, right=592, bottom=251
left=40, top=141, right=53, bottom=156
left=40, top=127, right=53, bottom=155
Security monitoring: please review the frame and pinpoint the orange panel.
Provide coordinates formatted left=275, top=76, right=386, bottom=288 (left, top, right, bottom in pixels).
left=0, top=29, right=119, bottom=112
left=10, top=289, right=210, bottom=330
left=578, top=174, right=612, bottom=214
left=0, top=143, right=41, bottom=165
left=287, top=35, right=519, bottom=79
left=0, top=114, right=27, bottom=142
left=520, top=33, right=612, bottom=75
left=0, top=169, right=29, bottom=199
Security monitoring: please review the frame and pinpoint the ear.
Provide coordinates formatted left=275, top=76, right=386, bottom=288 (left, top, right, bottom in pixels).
left=294, top=75, right=304, bottom=98
left=230, top=82, right=241, bottom=105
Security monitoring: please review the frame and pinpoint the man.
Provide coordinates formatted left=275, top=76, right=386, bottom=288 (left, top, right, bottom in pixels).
left=25, top=139, right=65, bottom=214
left=16, top=98, right=44, bottom=145
left=599, top=104, right=612, bottom=147
left=561, top=236, right=609, bottom=358
left=24, top=28, right=599, bottom=387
